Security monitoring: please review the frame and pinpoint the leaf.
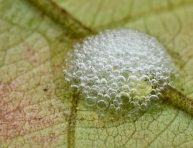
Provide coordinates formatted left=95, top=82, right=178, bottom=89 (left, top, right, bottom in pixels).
left=1, top=0, right=193, bottom=148
left=51, top=0, right=193, bottom=31
left=0, top=0, right=79, bottom=147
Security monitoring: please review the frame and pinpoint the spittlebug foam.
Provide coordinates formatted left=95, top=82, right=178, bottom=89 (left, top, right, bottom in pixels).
left=64, top=29, right=176, bottom=116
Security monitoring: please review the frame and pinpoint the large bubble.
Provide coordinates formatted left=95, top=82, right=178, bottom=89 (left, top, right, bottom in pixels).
left=64, top=29, right=176, bottom=116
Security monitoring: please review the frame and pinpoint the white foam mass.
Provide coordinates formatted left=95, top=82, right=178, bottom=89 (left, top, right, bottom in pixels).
left=64, top=29, right=175, bottom=115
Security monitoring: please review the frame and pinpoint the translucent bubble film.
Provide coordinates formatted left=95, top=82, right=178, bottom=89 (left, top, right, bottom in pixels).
left=64, top=29, right=176, bottom=115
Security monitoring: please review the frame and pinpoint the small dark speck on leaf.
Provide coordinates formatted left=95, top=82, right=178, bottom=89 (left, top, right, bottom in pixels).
left=43, top=88, right=48, bottom=92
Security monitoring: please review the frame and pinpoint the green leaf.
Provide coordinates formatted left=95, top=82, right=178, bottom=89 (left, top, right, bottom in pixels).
left=51, top=0, right=193, bottom=31
left=1, top=0, right=193, bottom=147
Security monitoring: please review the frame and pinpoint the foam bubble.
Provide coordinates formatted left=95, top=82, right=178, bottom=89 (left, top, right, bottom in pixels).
left=64, top=29, right=176, bottom=115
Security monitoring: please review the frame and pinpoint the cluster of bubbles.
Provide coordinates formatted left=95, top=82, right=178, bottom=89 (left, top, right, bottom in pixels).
left=64, top=29, right=176, bottom=116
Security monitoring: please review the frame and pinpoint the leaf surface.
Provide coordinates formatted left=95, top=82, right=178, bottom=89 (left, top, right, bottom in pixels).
left=1, top=0, right=193, bottom=147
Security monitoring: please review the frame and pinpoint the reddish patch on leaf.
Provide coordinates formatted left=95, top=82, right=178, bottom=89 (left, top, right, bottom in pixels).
left=23, top=44, right=38, bottom=64
left=0, top=83, right=65, bottom=142
left=0, top=96, right=27, bottom=139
